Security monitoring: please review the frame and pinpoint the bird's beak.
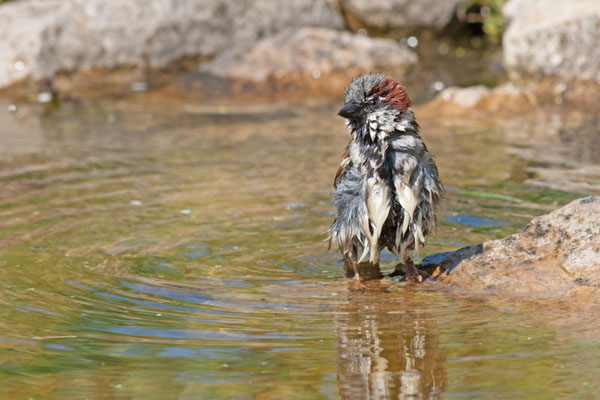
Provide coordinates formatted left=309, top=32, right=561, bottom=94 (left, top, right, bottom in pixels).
left=337, top=102, right=361, bottom=119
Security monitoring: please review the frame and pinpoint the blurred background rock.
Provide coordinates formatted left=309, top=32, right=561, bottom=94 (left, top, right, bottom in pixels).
left=0, top=0, right=596, bottom=110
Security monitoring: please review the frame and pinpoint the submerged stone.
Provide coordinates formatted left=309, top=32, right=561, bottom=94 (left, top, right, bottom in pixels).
left=418, top=83, right=536, bottom=118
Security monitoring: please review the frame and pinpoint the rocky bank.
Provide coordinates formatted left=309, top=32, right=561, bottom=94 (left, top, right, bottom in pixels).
left=420, top=196, right=600, bottom=308
left=0, top=0, right=435, bottom=93
left=1, top=0, right=599, bottom=103
left=199, top=27, right=417, bottom=94
left=0, top=0, right=343, bottom=89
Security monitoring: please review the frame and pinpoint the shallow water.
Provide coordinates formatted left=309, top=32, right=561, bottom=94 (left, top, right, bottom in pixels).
left=0, top=93, right=599, bottom=399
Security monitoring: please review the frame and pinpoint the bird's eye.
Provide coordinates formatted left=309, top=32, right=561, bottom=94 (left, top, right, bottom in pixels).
left=366, top=97, right=377, bottom=105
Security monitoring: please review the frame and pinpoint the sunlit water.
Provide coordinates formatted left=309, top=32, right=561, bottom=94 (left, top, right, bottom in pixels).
left=1, top=94, right=599, bottom=399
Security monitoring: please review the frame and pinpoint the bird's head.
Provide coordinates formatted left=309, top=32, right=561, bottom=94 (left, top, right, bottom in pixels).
left=338, top=73, right=413, bottom=137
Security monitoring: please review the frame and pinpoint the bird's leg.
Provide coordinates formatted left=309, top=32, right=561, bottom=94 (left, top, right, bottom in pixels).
left=342, top=253, right=354, bottom=278
left=352, top=261, right=362, bottom=285
left=345, top=248, right=366, bottom=288
left=389, top=257, right=409, bottom=277
left=389, top=262, right=405, bottom=277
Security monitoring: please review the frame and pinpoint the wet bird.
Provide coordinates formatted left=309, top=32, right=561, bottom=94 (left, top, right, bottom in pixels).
left=329, top=73, right=444, bottom=284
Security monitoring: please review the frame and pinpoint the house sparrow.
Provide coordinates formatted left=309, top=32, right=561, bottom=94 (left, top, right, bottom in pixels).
left=329, top=73, right=444, bottom=283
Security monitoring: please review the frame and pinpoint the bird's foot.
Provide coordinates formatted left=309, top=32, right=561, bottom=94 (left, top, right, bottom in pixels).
left=351, top=272, right=368, bottom=290
left=389, top=261, right=427, bottom=283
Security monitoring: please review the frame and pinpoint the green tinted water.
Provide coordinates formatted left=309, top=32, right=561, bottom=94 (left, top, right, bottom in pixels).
left=0, top=95, right=598, bottom=399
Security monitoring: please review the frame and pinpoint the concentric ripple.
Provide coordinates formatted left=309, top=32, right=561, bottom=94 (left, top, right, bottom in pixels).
left=0, top=97, right=598, bottom=399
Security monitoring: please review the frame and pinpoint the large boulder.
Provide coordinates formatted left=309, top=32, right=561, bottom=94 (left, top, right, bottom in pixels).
left=0, top=0, right=343, bottom=89
left=503, top=0, right=600, bottom=83
left=338, top=0, right=460, bottom=34
left=421, top=196, right=600, bottom=305
left=199, top=27, right=418, bottom=93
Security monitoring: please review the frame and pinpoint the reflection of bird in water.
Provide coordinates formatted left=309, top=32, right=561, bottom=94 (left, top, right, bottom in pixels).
left=329, top=73, right=444, bottom=284
left=335, top=284, right=445, bottom=399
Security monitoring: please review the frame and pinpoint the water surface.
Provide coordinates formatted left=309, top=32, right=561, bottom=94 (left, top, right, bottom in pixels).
left=0, top=93, right=599, bottom=399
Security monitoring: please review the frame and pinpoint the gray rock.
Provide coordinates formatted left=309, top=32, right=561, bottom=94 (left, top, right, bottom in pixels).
left=503, top=0, right=600, bottom=82
left=0, top=0, right=343, bottom=89
left=338, top=0, right=460, bottom=34
left=535, top=196, right=600, bottom=282
left=423, top=196, right=600, bottom=300
left=501, top=0, right=526, bottom=22
left=201, top=27, right=418, bottom=82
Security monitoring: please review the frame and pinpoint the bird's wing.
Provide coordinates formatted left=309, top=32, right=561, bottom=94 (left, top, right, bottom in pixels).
left=388, top=134, right=443, bottom=257
left=333, top=144, right=352, bottom=188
